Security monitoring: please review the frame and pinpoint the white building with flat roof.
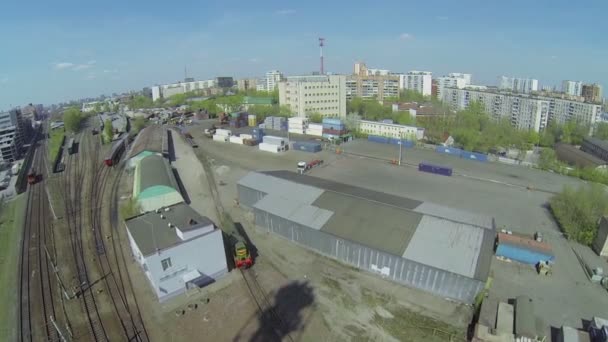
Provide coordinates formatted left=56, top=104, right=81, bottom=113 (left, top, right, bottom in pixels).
left=357, top=120, right=424, bottom=140
left=436, top=73, right=472, bottom=99
left=125, top=203, right=227, bottom=302
left=562, top=80, right=583, bottom=96
left=498, top=76, right=539, bottom=94
left=442, top=87, right=602, bottom=132
left=278, top=75, right=347, bottom=118
left=151, top=79, right=217, bottom=102
left=265, top=70, right=284, bottom=91
left=399, top=71, right=432, bottom=96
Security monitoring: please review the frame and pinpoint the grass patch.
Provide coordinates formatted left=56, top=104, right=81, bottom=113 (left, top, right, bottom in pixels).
left=119, top=198, right=141, bottom=220
left=48, top=128, right=65, bottom=160
left=361, top=287, right=391, bottom=307
left=372, top=306, right=466, bottom=342
left=0, top=195, right=26, bottom=340
left=321, top=277, right=341, bottom=292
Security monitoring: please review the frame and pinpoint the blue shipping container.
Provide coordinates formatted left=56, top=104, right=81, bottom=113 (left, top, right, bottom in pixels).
left=495, top=243, right=555, bottom=265
left=293, top=141, right=322, bottom=153
left=460, top=151, right=488, bottom=162
left=381, top=119, right=394, bottom=124
left=418, top=162, right=452, bottom=176
left=387, top=138, right=415, bottom=148
left=368, top=135, right=389, bottom=144
left=435, top=146, right=463, bottom=157
left=322, top=118, right=343, bottom=125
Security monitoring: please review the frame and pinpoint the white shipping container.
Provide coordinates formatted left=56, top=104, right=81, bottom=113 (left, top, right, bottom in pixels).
left=229, top=136, right=244, bottom=144
left=240, top=134, right=253, bottom=140
left=215, top=129, right=232, bottom=137
left=306, top=131, right=323, bottom=137
left=308, top=123, right=323, bottom=130
left=262, top=135, right=286, bottom=145
left=288, top=129, right=305, bottom=134
left=259, top=142, right=282, bottom=153
left=212, top=135, right=228, bottom=142
left=288, top=117, right=308, bottom=123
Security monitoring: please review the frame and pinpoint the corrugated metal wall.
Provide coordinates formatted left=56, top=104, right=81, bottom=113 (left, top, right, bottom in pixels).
left=238, top=185, right=268, bottom=208
left=252, top=202, right=484, bottom=304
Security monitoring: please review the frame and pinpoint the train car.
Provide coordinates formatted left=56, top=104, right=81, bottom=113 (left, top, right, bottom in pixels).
left=104, top=135, right=128, bottom=167
left=27, top=169, right=37, bottom=185
left=67, top=138, right=76, bottom=155
left=234, top=241, right=253, bottom=269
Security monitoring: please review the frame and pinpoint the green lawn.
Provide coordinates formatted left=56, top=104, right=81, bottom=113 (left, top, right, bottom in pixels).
left=48, top=128, right=65, bottom=160
left=0, top=195, right=26, bottom=341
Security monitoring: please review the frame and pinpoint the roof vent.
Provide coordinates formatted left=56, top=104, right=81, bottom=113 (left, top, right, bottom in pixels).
left=189, top=218, right=197, bottom=226
left=160, top=214, right=165, bottom=219
left=164, top=207, right=171, bottom=212
left=156, top=209, right=161, bottom=214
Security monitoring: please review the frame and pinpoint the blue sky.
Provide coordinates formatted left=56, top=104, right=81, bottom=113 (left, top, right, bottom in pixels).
left=0, top=0, right=606, bottom=109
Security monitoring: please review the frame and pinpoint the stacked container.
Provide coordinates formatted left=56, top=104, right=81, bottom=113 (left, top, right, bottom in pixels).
left=251, top=128, right=264, bottom=142
left=259, top=143, right=285, bottom=153
left=229, top=112, right=248, bottom=128
left=213, top=128, right=232, bottom=142
left=272, top=117, right=288, bottom=131
left=307, top=123, right=323, bottom=137
left=260, top=135, right=287, bottom=153
left=264, top=116, right=274, bottom=128
left=322, top=118, right=347, bottom=140
left=288, top=117, right=309, bottom=135
left=229, top=135, right=244, bottom=144
left=248, top=114, right=257, bottom=127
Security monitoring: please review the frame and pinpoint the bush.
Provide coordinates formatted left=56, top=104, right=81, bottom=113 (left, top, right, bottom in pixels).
left=550, top=185, right=608, bottom=245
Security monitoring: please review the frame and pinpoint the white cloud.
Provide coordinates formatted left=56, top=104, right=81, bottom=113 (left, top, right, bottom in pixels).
left=86, top=60, right=96, bottom=65
left=54, top=62, right=74, bottom=70
left=85, top=72, right=96, bottom=80
left=399, top=33, right=414, bottom=40
left=436, top=16, right=448, bottom=21
left=550, top=55, right=558, bottom=60
left=276, top=9, right=296, bottom=15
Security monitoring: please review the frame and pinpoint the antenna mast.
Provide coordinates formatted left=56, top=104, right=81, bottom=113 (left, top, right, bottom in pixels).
left=318, top=37, right=325, bottom=75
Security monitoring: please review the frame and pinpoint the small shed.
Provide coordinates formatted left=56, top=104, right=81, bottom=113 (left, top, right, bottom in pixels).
left=592, top=216, right=608, bottom=258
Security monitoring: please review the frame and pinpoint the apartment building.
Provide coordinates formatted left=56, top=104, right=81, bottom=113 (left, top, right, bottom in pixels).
left=442, top=87, right=602, bottom=132
left=436, top=73, right=472, bottom=99
left=353, top=62, right=390, bottom=76
left=399, top=71, right=432, bottom=96
left=562, top=80, right=583, bottom=96
left=265, top=70, right=284, bottom=91
left=346, top=62, right=399, bottom=100
left=582, top=84, right=603, bottom=104
left=498, top=76, right=539, bottom=94
left=237, top=78, right=258, bottom=92
left=151, top=79, right=217, bottom=102
left=278, top=75, right=347, bottom=118
left=0, top=109, right=29, bottom=163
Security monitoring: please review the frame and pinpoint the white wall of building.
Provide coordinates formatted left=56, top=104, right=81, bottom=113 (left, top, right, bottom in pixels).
left=498, top=76, right=539, bottom=94
left=127, top=226, right=227, bottom=302
left=436, top=73, right=472, bottom=99
left=265, top=70, right=283, bottom=91
left=279, top=75, right=347, bottom=118
left=562, top=80, right=583, bottom=96
left=399, top=71, right=432, bottom=96
left=357, top=120, right=423, bottom=140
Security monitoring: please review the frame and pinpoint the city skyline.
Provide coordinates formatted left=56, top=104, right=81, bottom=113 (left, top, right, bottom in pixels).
left=0, top=0, right=607, bottom=109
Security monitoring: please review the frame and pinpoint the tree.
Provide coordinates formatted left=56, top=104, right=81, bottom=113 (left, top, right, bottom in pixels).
left=550, top=184, right=608, bottom=245
left=128, top=95, right=154, bottom=109
left=63, top=107, right=83, bottom=133
left=593, top=122, right=608, bottom=140
left=538, top=148, right=558, bottom=170
left=399, top=89, right=426, bottom=102
left=309, top=112, right=323, bottom=123
left=104, top=119, right=113, bottom=141
left=343, top=113, right=361, bottom=131
left=132, top=116, right=146, bottom=133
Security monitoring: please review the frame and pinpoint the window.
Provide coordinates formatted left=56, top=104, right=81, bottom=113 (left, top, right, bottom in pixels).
left=161, top=258, right=172, bottom=271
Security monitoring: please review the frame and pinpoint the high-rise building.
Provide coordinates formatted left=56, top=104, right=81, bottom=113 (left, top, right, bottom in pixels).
left=582, top=84, right=603, bottom=104
left=215, top=77, right=234, bottom=88
left=237, top=78, right=258, bottom=92
left=436, top=73, right=472, bottom=99
left=265, top=70, right=284, bottom=91
left=399, top=71, right=432, bottom=96
left=442, top=87, right=602, bottom=133
left=278, top=75, right=347, bottom=118
left=498, top=76, right=539, bottom=94
left=0, top=109, right=29, bottom=163
left=346, top=62, right=399, bottom=100
left=562, top=80, right=583, bottom=96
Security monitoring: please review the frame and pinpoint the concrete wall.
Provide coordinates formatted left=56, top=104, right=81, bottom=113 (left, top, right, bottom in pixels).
left=239, top=183, right=484, bottom=303
left=132, top=228, right=228, bottom=302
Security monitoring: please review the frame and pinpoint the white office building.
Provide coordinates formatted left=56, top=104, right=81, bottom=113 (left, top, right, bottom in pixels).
left=562, top=80, right=583, bottom=96
left=442, top=87, right=602, bottom=132
left=265, top=70, right=284, bottom=91
left=278, top=75, right=347, bottom=118
left=357, top=120, right=424, bottom=140
left=436, top=73, right=472, bottom=99
left=150, top=79, right=217, bottom=102
left=125, top=203, right=228, bottom=302
left=498, top=76, right=539, bottom=94
left=399, top=71, right=432, bottom=96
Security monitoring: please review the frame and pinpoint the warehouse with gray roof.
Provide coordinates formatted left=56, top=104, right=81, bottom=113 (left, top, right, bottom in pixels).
left=133, top=154, right=184, bottom=212
left=237, top=171, right=495, bottom=303
left=127, top=125, right=168, bottom=168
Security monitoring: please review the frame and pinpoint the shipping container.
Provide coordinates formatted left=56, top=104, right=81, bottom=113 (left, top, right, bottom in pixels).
left=215, top=129, right=232, bottom=137
left=497, top=232, right=552, bottom=253
left=418, top=162, right=453, bottom=176
left=212, top=135, right=229, bottom=142
left=308, top=123, right=323, bottom=130
left=322, top=128, right=348, bottom=136
left=435, top=146, right=463, bottom=157
left=322, top=118, right=343, bottom=125
left=259, top=142, right=285, bottom=153
left=292, top=141, right=322, bottom=153
left=496, top=243, right=555, bottom=265
left=229, top=136, right=244, bottom=144
left=262, top=135, right=286, bottom=146
left=368, top=135, right=390, bottom=144
left=461, top=151, right=488, bottom=162
left=322, top=124, right=346, bottom=131
left=240, top=134, right=253, bottom=140
left=322, top=133, right=340, bottom=140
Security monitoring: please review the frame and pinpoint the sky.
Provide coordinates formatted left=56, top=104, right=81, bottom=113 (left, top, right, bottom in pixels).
left=0, top=0, right=606, bottom=110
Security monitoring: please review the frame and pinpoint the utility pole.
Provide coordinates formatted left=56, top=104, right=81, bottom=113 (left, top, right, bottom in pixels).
left=50, top=316, right=69, bottom=342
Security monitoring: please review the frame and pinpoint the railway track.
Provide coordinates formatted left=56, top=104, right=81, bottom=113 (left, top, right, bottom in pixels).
left=86, top=132, right=150, bottom=342
left=19, top=133, right=58, bottom=342
left=63, top=132, right=108, bottom=341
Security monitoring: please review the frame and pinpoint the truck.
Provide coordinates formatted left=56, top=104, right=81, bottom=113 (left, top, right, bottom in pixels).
left=297, top=159, right=324, bottom=173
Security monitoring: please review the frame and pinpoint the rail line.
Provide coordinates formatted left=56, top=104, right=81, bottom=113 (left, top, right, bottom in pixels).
left=63, top=132, right=108, bottom=341
left=18, top=133, right=58, bottom=342
left=87, top=132, right=150, bottom=342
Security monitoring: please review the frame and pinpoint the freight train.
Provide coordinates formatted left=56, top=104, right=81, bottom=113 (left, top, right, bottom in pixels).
left=104, top=135, right=128, bottom=166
